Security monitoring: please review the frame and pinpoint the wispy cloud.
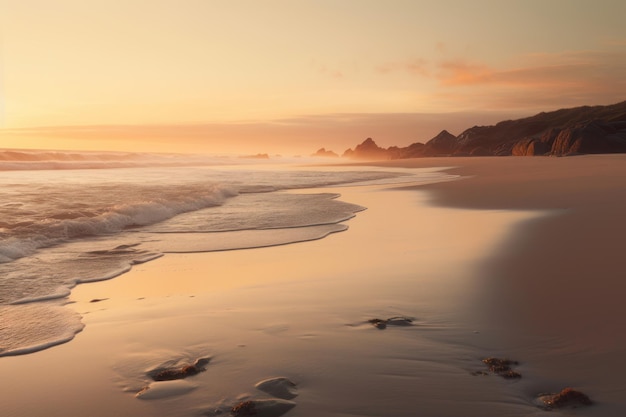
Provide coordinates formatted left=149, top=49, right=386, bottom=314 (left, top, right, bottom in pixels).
left=377, top=58, right=430, bottom=77
left=379, top=47, right=626, bottom=111
left=436, top=50, right=626, bottom=88
left=310, top=60, right=344, bottom=79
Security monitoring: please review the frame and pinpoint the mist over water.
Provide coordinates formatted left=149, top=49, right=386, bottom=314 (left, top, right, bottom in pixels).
left=0, top=152, right=456, bottom=356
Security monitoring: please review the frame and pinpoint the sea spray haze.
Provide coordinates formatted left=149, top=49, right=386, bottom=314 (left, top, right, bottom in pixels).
left=0, top=149, right=452, bottom=356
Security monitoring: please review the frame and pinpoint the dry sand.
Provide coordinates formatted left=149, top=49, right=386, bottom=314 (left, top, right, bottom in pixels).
left=1, top=154, right=625, bottom=417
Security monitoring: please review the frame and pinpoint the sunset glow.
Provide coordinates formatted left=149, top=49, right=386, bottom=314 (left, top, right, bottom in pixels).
left=1, top=0, right=625, bottom=154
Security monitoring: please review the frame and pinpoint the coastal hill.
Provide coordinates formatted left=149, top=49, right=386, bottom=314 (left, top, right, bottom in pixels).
left=336, top=101, right=626, bottom=159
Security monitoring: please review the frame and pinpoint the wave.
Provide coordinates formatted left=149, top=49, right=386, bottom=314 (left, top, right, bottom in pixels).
left=0, top=149, right=235, bottom=171
left=0, top=184, right=237, bottom=263
left=0, top=303, right=85, bottom=357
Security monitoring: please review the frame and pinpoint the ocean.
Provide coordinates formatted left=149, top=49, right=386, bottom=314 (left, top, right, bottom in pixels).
left=0, top=149, right=455, bottom=357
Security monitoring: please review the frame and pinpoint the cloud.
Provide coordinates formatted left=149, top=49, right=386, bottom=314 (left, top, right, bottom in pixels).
left=310, top=60, right=344, bottom=79
left=377, top=58, right=430, bottom=77
left=436, top=50, right=626, bottom=89
left=379, top=47, right=626, bottom=111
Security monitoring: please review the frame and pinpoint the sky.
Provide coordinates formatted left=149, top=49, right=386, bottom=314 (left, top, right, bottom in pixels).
left=1, top=0, right=625, bottom=155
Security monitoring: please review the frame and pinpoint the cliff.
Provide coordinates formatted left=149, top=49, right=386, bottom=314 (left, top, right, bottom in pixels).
left=339, top=101, right=626, bottom=159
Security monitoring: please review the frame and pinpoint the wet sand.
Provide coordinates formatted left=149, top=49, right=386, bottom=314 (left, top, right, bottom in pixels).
left=376, top=154, right=626, bottom=415
left=1, top=155, right=626, bottom=416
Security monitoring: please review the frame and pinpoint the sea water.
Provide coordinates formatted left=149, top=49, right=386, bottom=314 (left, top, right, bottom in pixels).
left=0, top=149, right=456, bottom=356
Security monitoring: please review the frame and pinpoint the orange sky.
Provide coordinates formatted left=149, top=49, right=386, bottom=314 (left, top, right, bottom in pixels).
left=1, top=0, right=625, bottom=155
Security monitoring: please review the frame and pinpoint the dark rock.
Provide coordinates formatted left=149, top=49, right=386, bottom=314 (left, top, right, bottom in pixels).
left=549, top=120, right=626, bottom=155
left=436, top=101, right=625, bottom=156
left=500, top=370, right=522, bottom=379
left=337, top=100, right=626, bottom=159
left=421, top=130, right=458, bottom=156
left=480, top=357, right=522, bottom=379
left=469, top=146, right=492, bottom=156
left=368, top=318, right=387, bottom=329
left=537, top=387, right=593, bottom=410
left=311, top=148, right=338, bottom=158
left=368, top=317, right=413, bottom=329
left=149, top=357, right=210, bottom=381
left=342, top=138, right=390, bottom=160
left=231, top=400, right=257, bottom=416
left=152, top=365, right=199, bottom=381
left=230, top=399, right=296, bottom=417
left=396, top=141, right=425, bottom=158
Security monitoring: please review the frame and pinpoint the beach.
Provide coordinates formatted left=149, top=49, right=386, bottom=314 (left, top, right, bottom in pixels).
left=1, top=155, right=626, bottom=416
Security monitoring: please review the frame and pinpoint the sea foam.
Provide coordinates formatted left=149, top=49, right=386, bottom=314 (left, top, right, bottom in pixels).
left=0, top=161, right=453, bottom=357
left=0, top=183, right=237, bottom=263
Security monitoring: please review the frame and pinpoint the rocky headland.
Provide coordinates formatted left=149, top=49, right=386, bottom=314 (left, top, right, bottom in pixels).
left=332, top=101, right=626, bottom=159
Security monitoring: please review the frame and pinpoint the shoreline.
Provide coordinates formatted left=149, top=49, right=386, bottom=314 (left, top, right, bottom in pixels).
left=1, top=155, right=625, bottom=416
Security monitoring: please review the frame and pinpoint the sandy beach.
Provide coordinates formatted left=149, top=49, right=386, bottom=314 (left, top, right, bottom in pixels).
left=2, top=155, right=626, bottom=417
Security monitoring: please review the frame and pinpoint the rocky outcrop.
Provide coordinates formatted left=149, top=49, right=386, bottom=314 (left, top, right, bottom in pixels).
left=550, top=121, right=626, bottom=155
left=327, top=101, right=626, bottom=159
left=311, top=148, right=339, bottom=158
left=510, top=121, right=626, bottom=156
left=420, top=130, right=458, bottom=156
left=342, top=138, right=390, bottom=160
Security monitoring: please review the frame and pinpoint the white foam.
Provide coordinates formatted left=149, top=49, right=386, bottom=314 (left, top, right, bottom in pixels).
left=159, top=224, right=348, bottom=253
left=10, top=287, right=72, bottom=305
left=0, top=303, right=84, bottom=357
left=75, top=264, right=133, bottom=284
left=0, top=184, right=237, bottom=263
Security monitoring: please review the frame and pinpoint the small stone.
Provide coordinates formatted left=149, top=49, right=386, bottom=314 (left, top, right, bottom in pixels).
left=368, top=319, right=387, bottom=329
left=481, top=357, right=522, bottom=379
left=230, top=399, right=296, bottom=417
left=231, top=400, right=257, bottom=416
left=538, top=387, right=593, bottom=410
left=385, top=317, right=413, bottom=326
left=150, top=357, right=211, bottom=381
left=368, top=317, right=413, bottom=329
